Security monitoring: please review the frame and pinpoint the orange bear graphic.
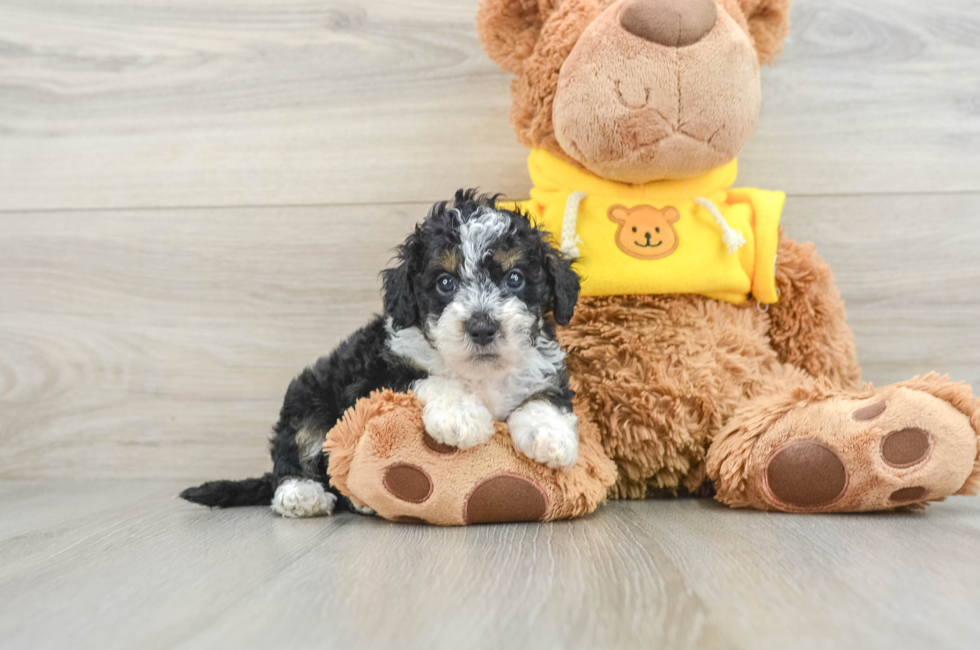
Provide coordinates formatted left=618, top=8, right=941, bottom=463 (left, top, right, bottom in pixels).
left=608, top=204, right=680, bottom=260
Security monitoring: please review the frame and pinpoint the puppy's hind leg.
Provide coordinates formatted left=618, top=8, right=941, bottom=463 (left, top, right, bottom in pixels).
left=268, top=376, right=339, bottom=518
left=270, top=423, right=337, bottom=518
left=271, top=477, right=337, bottom=518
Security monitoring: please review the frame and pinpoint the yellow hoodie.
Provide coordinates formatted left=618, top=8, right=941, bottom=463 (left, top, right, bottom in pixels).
left=513, top=149, right=785, bottom=305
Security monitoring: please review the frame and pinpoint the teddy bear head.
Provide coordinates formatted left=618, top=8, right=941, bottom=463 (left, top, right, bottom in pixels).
left=477, top=0, right=792, bottom=183
left=608, top=204, right=680, bottom=259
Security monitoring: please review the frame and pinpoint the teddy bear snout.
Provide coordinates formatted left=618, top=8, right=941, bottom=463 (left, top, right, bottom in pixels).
left=619, top=0, right=718, bottom=48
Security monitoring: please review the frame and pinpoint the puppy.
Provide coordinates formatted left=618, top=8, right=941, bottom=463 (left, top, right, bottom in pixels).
left=180, top=190, right=581, bottom=518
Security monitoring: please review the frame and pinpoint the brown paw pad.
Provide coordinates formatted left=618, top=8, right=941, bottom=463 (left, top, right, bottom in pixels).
left=880, top=428, right=931, bottom=468
left=383, top=464, right=433, bottom=503
left=853, top=400, right=887, bottom=421
left=889, top=486, right=928, bottom=503
left=765, top=440, right=848, bottom=508
left=464, top=474, right=548, bottom=524
left=422, top=431, right=457, bottom=455
left=391, top=515, right=429, bottom=525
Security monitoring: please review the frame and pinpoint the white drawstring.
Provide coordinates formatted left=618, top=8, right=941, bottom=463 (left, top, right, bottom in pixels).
left=560, top=191, right=586, bottom=259
left=694, top=196, right=745, bottom=255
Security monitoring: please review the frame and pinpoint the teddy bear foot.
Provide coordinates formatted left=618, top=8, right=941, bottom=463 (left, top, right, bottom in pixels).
left=324, top=391, right=617, bottom=525
left=709, top=374, right=980, bottom=513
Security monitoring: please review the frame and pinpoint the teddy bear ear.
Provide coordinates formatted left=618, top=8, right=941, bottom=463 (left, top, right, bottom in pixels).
left=476, top=0, right=551, bottom=74
left=663, top=206, right=680, bottom=222
left=736, top=0, right=792, bottom=65
left=608, top=205, right=629, bottom=224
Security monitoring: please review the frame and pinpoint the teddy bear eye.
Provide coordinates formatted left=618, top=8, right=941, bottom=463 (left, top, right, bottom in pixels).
left=632, top=226, right=637, bottom=233
left=656, top=227, right=660, bottom=233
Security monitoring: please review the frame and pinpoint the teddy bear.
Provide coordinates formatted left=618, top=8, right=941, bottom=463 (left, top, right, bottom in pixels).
left=323, top=0, right=980, bottom=523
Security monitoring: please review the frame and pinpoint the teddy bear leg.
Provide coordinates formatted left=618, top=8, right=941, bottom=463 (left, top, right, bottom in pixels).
left=707, top=370, right=980, bottom=512
left=324, top=391, right=618, bottom=525
left=767, top=233, right=862, bottom=390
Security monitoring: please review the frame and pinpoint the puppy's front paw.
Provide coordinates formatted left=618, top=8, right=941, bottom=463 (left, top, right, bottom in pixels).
left=508, top=402, right=579, bottom=470
left=422, top=397, right=495, bottom=450
left=271, top=478, right=336, bottom=518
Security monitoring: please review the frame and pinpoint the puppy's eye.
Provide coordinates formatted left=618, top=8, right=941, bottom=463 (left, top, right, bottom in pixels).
left=436, top=274, right=457, bottom=295
left=504, top=270, right=525, bottom=290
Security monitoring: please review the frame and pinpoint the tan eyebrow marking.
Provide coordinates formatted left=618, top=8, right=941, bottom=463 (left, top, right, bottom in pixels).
left=493, top=248, right=522, bottom=270
left=438, top=249, right=460, bottom=272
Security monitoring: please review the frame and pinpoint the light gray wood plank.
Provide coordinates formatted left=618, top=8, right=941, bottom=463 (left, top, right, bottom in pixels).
left=1, top=481, right=978, bottom=650
left=2, top=194, right=979, bottom=480
left=740, top=0, right=980, bottom=195
left=783, top=192, right=980, bottom=386
left=0, top=0, right=527, bottom=211
left=0, top=0, right=978, bottom=212
left=0, top=203, right=428, bottom=480
left=618, top=497, right=980, bottom=650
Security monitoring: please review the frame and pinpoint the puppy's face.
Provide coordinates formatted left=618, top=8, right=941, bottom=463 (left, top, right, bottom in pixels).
left=383, top=191, right=580, bottom=381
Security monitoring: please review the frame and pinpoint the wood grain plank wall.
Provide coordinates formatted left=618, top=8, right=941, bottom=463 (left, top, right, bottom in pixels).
left=0, top=0, right=978, bottom=211
left=1, top=0, right=978, bottom=479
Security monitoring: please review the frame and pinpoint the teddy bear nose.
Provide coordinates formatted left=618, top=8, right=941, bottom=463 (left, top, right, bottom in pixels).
left=619, top=0, right=718, bottom=47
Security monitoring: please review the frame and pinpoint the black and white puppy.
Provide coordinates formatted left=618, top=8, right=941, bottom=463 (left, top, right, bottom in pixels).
left=180, top=190, right=581, bottom=518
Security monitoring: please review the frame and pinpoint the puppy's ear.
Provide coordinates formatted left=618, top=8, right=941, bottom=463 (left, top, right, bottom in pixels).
left=545, top=251, right=580, bottom=326
left=382, top=228, right=424, bottom=330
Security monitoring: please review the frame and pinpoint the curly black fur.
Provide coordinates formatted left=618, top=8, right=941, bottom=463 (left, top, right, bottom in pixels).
left=180, top=189, right=580, bottom=511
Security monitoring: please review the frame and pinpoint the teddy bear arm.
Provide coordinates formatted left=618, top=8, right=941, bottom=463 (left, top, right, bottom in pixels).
left=767, top=232, right=862, bottom=390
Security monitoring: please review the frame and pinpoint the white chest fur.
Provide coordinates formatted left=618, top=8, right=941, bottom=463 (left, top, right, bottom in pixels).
left=386, top=320, right=564, bottom=420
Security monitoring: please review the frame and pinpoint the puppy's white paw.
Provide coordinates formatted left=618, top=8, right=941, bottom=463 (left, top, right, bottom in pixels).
left=508, top=402, right=579, bottom=470
left=271, top=478, right=336, bottom=518
left=422, top=397, right=496, bottom=449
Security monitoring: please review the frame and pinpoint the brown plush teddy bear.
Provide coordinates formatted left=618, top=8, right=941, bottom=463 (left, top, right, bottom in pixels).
left=324, top=0, right=980, bottom=523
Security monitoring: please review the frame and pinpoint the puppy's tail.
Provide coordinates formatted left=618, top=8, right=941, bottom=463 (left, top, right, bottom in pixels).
left=179, top=473, right=276, bottom=508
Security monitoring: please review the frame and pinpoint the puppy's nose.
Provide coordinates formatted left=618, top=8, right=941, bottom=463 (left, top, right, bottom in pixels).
left=619, top=0, right=718, bottom=47
left=465, top=315, right=499, bottom=347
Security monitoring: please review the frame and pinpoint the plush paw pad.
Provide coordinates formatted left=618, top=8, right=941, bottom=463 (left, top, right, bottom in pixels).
left=391, top=515, right=429, bottom=525
left=383, top=463, right=433, bottom=503
left=464, top=474, right=548, bottom=524
left=880, top=427, right=931, bottom=468
left=271, top=479, right=336, bottom=518
left=755, top=386, right=977, bottom=512
left=765, top=440, right=847, bottom=508
left=422, top=431, right=457, bottom=455
left=889, top=486, right=928, bottom=503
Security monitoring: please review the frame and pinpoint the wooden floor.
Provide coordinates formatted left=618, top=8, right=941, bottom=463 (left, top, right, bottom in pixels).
left=2, top=481, right=980, bottom=650
left=1, top=0, right=980, bottom=648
